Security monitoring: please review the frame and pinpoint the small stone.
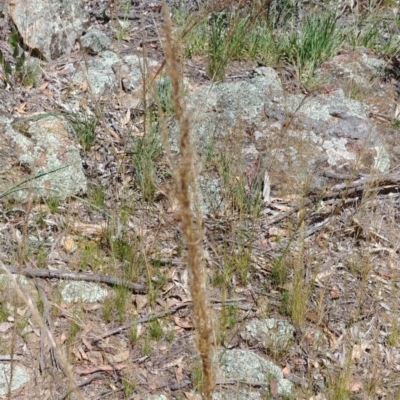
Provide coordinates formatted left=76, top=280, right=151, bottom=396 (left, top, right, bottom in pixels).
left=61, top=281, right=107, bottom=303
left=81, top=29, right=111, bottom=55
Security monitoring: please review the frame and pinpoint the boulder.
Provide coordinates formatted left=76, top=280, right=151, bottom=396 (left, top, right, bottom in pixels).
left=80, top=28, right=111, bottom=55
left=0, top=114, right=87, bottom=201
left=0, top=363, right=30, bottom=396
left=184, top=67, right=389, bottom=207
left=218, top=349, right=292, bottom=397
left=72, top=51, right=158, bottom=96
left=73, top=50, right=119, bottom=95
left=8, top=0, right=89, bottom=60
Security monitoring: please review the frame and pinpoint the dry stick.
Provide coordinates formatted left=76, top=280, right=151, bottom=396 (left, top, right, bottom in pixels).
left=35, top=279, right=59, bottom=372
left=0, top=261, right=85, bottom=400
left=93, top=301, right=192, bottom=342
left=4, top=267, right=148, bottom=294
left=263, top=173, right=400, bottom=227
left=325, top=175, right=400, bottom=197
left=61, top=372, right=106, bottom=400
left=94, top=297, right=250, bottom=342
left=216, top=375, right=307, bottom=387
left=0, top=355, right=21, bottom=361
left=271, top=174, right=400, bottom=253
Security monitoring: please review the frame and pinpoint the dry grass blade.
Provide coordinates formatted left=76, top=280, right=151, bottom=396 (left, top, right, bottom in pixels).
left=161, top=1, right=214, bottom=398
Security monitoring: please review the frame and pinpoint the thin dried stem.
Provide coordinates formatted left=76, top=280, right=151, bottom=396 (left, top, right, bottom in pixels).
left=161, top=1, right=214, bottom=398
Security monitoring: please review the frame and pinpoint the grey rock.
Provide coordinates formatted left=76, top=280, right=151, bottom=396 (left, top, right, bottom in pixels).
left=0, top=364, right=30, bottom=395
left=1, top=115, right=87, bottom=201
left=213, top=389, right=262, bottom=400
left=243, top=318, right=295, bottom=353
left=72, top=52, right=159, bottom=96
left=0, top=273, right=30, bottom=287
left=197, top=174, right=224, bottom=215
left=73, top=51, right=119, bottom=95
left=218, top=349, right=292, bottom=397
left=318, top=48, right=386, bottom=90
left=81, top=29, right=111, bottom=55
left=8, top=0, right=89, bottom=60
left=61, top=281, right=108, bottom=303
left=361, top=53, right=386, bottom=74
left=186, top=73, right=273, bottom=149
left=118, top=55, right=159, bottom=92
left=183, top=66, right=387, bottom=201
left=21, top=57, right=42, bottom=87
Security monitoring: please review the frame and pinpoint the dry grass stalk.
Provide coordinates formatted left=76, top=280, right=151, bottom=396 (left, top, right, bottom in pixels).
left=161, top=1, right=214, bottom=398
left=0, top=261, right=85, bottom=400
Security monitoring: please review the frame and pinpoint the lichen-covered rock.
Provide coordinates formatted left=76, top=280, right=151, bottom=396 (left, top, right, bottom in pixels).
left=243, top=318, right=295, bottom=354
left=8, top=0, right=89, bottom=60
left=72, top=52, right=159, bottom=96
left=81, top=29, right=111, bottom=55
left=73, top=51, right=119, bottom=95
left=61, top=281, right=108, bottom=303
left=1, top=114, right=87, bottom=201
left=218, top=349, right=292, bottom=397
left=117, top=55, right=159, bottom=92
left=213, top=389, right=262, bottom=400
left=319, top=48, right=386, bottom=90
left=184, top=66, right=389, bottom=201
left=0, top=364, right=30, bottom=395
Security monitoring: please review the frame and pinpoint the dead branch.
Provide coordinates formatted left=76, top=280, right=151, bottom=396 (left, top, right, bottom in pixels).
left=4, top=267, right=148, bottom=294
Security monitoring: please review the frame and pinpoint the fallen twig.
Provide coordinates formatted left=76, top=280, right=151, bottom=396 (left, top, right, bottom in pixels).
left=0, top=355, right=21, bottom=361
left=93, top=297, right=252, bottom=342
left=35, top=279, right=59, bottom=373
left=61, top=372, right=106, bottom=400
left=216, top=373, right=307, bottom=387
left=216, top=379, right=269, bottom=387
left=4, top=267, right=148, bottom=294
left=93, top=301, right=192, bottom=342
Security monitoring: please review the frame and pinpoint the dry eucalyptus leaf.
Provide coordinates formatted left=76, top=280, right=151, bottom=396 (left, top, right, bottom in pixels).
left=349, top=380, right=363, bottom=392
left=282, top=363, right=291, bottom=377
left=176, top=365, right=183, bottom=383
left=72, top=221, right=107, bottom=237
left=330, top=284, right=341, bottom=299
left=173, top=316, right=193, bottom=329
left=270, top=377, right=279, bottom=397
left=135, top=295, right=148, bottom=313
left=62, top=236, right=76, bottom=253
left=105, top=350, right=130, bottom=364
